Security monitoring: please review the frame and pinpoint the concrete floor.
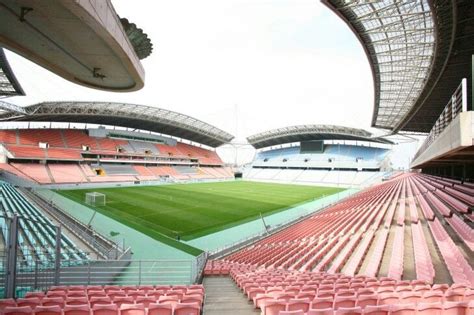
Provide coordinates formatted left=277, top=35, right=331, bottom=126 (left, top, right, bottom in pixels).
left=203, top=276, right=259, bottom=315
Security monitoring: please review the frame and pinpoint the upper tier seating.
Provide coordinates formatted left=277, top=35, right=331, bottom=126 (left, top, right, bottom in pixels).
left=19, top=130, right=65, bottom=147
left=1, top=129, right=224, bottom=166
left=125, top=141, right=160, bottom=155
left=208, top=173, right=474, bottom=287
left=0, top=130, right=18, bottom=144
left=255, top=145, right=388, bottom=165
left=62, top=130, right=99, bottom=149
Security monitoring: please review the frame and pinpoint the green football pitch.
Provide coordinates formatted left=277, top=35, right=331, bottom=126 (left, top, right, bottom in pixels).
left=58, top=181, right=343, bottom=254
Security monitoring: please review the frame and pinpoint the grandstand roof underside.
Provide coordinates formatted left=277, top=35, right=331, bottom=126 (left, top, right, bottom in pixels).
left=247, top=125, right=393, bottom=149
left=0, top=102, right=234, bottom=147
left=0, top=48, right=24, bottom=97
left=0, top=0, right=146, bottom=92
left=322, top=0, right=474, bottom=133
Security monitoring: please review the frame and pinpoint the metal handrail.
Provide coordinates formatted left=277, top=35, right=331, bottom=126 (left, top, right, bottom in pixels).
left=413, top=78, right=467, bottom=161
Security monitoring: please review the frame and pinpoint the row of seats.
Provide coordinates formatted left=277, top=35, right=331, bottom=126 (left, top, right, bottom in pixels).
left=274, top=301, right=472, bottom=314
left=206, top=173, right=473, bottom=287
left=0, top=285, right=204, bottom=315
left=229, top=269, right=473, bottom=315
left=0, top=302, right=199, bottom=315
left=2, top=163, right=233, bottom=184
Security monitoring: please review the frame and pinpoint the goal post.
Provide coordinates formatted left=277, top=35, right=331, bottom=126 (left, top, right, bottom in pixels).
left=85, top=192, right=106, bottom=206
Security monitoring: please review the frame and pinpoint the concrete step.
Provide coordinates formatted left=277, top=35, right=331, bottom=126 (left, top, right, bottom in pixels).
left=203, top=276, right=259, bottom=315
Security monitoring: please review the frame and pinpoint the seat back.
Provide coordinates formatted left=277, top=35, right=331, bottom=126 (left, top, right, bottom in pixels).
left=147, top=303, right=173, bottom=315
left=64, top=304, right=91, bottom=315
left=92, top=303, right=119, bottom=315
left=3, top=306, right=33, bottom=315
left=119, top=303, right=145, bottom=315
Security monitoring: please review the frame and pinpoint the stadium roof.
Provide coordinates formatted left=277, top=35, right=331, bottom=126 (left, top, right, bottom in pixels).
left=0, top=0, right=149, bottom=92
left=247, top=125, right=393, bottom=149
left=322, top=0, right=474, bottom=133
left=0, top=102, right=234, bottom=147
left=0, top=48, right=24, bottom=97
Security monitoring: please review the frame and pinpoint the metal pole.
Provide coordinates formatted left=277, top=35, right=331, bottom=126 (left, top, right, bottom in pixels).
left=461, top=78, right=468, bottom=112
left=6, top=215, right=19, bottom=298
left=54, top=226, right=62, bottom=285
left=138, top=260, right=142, bottom=285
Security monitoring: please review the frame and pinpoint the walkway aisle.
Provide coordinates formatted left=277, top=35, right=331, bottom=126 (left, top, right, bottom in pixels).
left=203, top=276, right=259, bottom=315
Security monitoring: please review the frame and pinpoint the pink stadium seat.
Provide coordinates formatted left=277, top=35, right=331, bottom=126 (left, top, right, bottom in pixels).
left=134, top=297, right=156, bottom=308
left=286, top=298, right=310, bottom=312
left=24, top=293, right=45, bottom=300
left=65, top=297, right=89, bottom=306
left=3, top=306, right=33, bottom=315
left=0, top=299, right=17, bottom=311
left=92, top=304, right=119, bottom=315
left=119, top=304, right=145, bottom=315
left=90, top=298, right=112, bottom=307
left=278, top=311, right=304, bottom=315
left=307, top=308, right=334, bottom=315
left=389, top=303, right=416, bottom=315
left=444, top=290, right=465, bottom=302
left=416, top=302, right=443, bottom=315
left=112, top=297, right=134, bottom=307
left=147, top=303, right=172, bottom=315
left=63, top=305, right=91, bottom=315
left=362, top=305, right=390, bottom=315
left=174, top=303, right=201, bottom=315
left=333, top=297, right=356, bottom=309
left=442, top=301, right=468, bottom=315
left=311, top=297, right=334, bottom=309
left=41, top=298, right=64, bottom=308
left=261, top=300, right=286, bottom=315
left=334, top=306, right=362, bottom=314
left=16, top=298, right=40, bottom=309
left=34, top=305, right=62, bottom=315
left=355, top=295, right=377, bottom=309
left=377, top=293, right=398, bottom=305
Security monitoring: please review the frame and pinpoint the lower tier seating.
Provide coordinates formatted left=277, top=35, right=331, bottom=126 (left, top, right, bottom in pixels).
left=3, top=163, right=233, bottom=184
left=219, top=268, right=473, bottom=315
left=206, top=173, right=474, bottom=288
left=0, top=284, right=204, bottom=315
left=0, top=181, right=88, bottom=267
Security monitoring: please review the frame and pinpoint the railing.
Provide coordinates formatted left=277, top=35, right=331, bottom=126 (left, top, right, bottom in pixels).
left=24, top=188, right=127, bottom=260
left=413, top=78, right=468, bottom=160
left=1, top=215, right=201, bottom=298
left=208, top=190, right=358, bottom=258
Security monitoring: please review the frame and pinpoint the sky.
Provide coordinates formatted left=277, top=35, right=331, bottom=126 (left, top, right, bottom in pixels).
left=4, top=0, right=422, bottom=167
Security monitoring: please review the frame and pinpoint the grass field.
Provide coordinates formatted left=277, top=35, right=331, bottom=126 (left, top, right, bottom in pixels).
left=58, top=181, right=344, bottom=254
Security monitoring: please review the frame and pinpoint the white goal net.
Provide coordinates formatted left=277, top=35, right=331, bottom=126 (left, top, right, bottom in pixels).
left=85, top=192, right=106, bottom=206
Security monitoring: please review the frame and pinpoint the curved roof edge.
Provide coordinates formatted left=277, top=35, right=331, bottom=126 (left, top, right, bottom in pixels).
left=0, top=0, right=146, bottom=92
left=247, top=125, right=393, bottom=149
left=0, top=48, right=25, bottom=97
left=321, top=0, right=444, bottom=132
left=0, top=102, right=234, bottom=147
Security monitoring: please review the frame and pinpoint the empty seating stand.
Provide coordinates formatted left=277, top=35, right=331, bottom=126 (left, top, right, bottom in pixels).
left=224, top=268, right=474, bottom=315
left=0, top=181, right=88, bottom=267
left=207, top=173, right=474, bottom=290
left=0, top=128, right=230, bottom=184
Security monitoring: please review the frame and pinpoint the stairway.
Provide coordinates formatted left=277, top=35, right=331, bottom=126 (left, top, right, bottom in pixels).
left=203, top=276, right=259, bottom=315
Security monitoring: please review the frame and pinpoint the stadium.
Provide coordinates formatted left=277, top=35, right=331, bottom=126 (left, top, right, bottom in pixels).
left=0, top=0, right=473, bottom=315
